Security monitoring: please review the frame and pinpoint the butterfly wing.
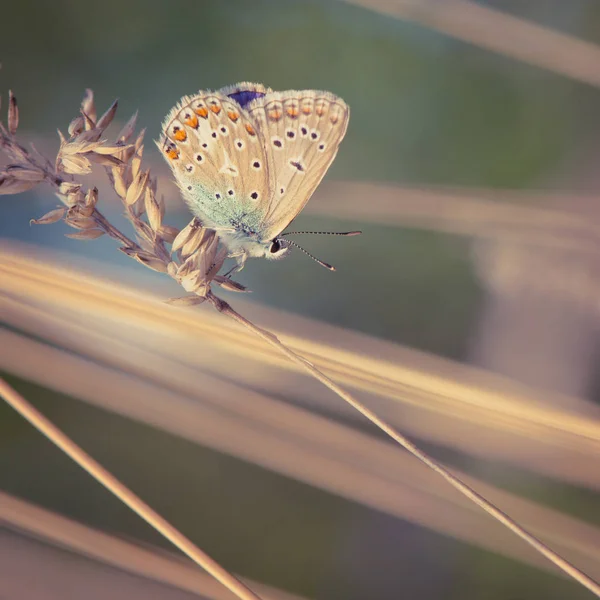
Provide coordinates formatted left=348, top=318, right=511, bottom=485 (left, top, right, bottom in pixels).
left=158, top=88, right=274, bottom=231
left=245, top=90, right=349, bottom=241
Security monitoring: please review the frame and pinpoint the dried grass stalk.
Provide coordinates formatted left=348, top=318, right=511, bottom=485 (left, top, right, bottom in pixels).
left=1, top=87, right=599, bottom=598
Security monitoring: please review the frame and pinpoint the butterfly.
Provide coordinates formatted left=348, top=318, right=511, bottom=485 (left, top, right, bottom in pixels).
left=158, top=82, right=359, bottom=273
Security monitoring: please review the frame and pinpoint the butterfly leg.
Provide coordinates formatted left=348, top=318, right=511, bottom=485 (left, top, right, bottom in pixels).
left=223, top=251, right=248, bottom=277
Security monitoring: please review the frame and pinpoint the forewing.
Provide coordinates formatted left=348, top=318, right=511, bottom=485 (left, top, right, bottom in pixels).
left=158, top=90, right=273, bottom=229
left=245, top=90, right=349, bottom=240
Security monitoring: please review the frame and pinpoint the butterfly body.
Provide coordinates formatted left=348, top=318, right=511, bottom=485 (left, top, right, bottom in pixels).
left=159, top=82, right=349, bottom=270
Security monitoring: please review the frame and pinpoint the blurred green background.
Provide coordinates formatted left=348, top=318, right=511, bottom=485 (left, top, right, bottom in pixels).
left=1, top=1, right=599, bottom=598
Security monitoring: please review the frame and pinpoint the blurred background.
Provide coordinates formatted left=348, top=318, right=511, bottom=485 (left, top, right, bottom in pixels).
left=1, top=0, right=600, bottom=598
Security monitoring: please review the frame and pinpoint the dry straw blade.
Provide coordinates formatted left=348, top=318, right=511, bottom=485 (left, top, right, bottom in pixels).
left=346, top=0, right=600, bottom=88
left=2, top=89, right=600, bottom=595
left=2, top=242, right=599, bottom=491
left=0, top=492, right=307, bottom=600
left=2, top=244, right=600, bottom=581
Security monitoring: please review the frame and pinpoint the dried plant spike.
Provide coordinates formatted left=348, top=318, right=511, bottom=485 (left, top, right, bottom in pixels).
left=58, top=182, right=82, bottom=196
left=8, top=91, right=19, bottom=135
left=96, top=99, right=118, bottom=131
left=111, top=167, right=128, bottom=199
left=65, top=229, right=106, bottom=240
left=182, top=226, right=211, bottom=258
left=30, top=207, right=66, bottom=225
left=68, top=116, right=84, bottom=137
left=57, top=129, right=67, bottom=146
left=81, top=89, right=96, bottom=124
left=0, top=175, right=40, bottom=195
left=165, top=295, right=206, bottom=306
left=5, top=165, right=44, bottom=182
left=80, top=109, right=96, bottom=131
left=87, top=153, right=123, bottom=167
left=171, top=219, right=197, bottom=255
left=59, top=153, right=92, bottom=175
left=144, top=187, right=162, bottom=231
left=131, top=148, right=143, bottom=180
left=167, top=261, right=179, bottom=278
left=134, top=127, right=146, bottom=152
left=213, top=276, right=249, bottom=293
left=93, top=143, right=132, bottom=156
left=65, top=215, right=98, bottom=230
left=134, top=253, right=169, bottom=273
left=125, top=170, right=149, bottom=206
left=84, top=187, right=98, bottom=210
left=117, top=111, right=138, bottom=142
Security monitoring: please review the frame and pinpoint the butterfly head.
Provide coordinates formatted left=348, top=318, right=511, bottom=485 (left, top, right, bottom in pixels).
left=267, top=237, right=292, bottom=260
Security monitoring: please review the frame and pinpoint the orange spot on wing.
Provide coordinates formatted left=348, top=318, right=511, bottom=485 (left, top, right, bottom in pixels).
left=184, top=114, right=199, bottom=129
left=268, top=109, right=282, bottom=121
left=166, top=147, right=180, bottom=160
left=210, top=104, right=221, bottom=114
left=173, top=129, right=187, bottom=141
left=194, top=107, right=209, bottom=118
left=245, top=123, right=256, bottom=136
left=302, top=106, right=312, bottom=114
left=227, top=111, right=239, bottom=122
left=316, top=106, right=325, bottom=116
left=286, top=106, right=299, bottom=118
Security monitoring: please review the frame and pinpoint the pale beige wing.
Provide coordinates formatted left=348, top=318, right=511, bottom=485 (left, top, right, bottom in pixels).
left=245, top=90, right=349, bottom=241
left=158, top=90, right=274, bottom=229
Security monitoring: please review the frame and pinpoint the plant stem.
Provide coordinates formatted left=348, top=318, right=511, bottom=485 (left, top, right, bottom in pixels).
left=0, top=377, right=265, bottom=600
left=215, top=296, right=600, bottom=598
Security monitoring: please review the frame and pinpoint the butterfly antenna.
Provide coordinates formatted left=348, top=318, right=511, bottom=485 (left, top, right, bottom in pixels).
left=285, top=239, right=336, bottom=271
left=281, top=230, right=361, bottom=237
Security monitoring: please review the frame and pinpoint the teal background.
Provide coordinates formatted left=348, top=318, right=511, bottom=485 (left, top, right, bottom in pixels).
left=1, top=1, right=599, bottom=598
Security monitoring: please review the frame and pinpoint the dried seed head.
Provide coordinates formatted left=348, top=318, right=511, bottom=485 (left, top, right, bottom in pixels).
left=59, top=153, right=92, bottom=175
left=77, top=187, right=98, bottom=216
left=5, top=164, right=44, bottom=182
left=111, top=144, right=135, bottom=164
left=87, top=152, right=123, bottom=167
left=58, top=181, right=82, bottom=196
left=134, top=128, right=146, bottom=152
left=144, top=187, right=162, bottom=231
left=81, top=89, right=96, bottom=124
left=158, top=225, right=179, bottom=244
left=110, top=167, right=128, bottom=199
left=131, top=148, right=143, bottom=180
left=96, top=99, right=118, bottom=132
left=171, top=219, right=197, bottom=255
left=8, top=91, right=19, bottom=135
left=65, top=213, right=97, bottom=229
left=117, top=111, right=138, bottom=143
left=213, top=276, right=249, bottom=293
left=167, top=261, right=179, bottom=278
left=68, top=116, right=84, bottom=137
left=131, top=250, right=169, bottom=273
left=57, top=129, right=67, bottom=147
left=165, top=295, right=206, bottom=307
left=93, top=143, right=132, bottom=156
left=0, top=173, right=40, bottom=195
left=125, top=170, right=149, bottom=206
left=84, top=187, right=98, bottom=209
left=30, top=207, right=67, bottom=225
left=182, top=225, right=212, bottom=258
left=65, top=229, right=105, bottom=240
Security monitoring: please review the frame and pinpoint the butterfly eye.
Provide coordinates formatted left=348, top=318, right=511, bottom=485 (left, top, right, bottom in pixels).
left=270, top=240, right=281, bottom=253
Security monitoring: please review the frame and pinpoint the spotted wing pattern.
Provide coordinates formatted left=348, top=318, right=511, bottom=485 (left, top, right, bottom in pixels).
left=245, top=89, right=349, bottom=241
left=158, top=87, right=274, bottom=230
